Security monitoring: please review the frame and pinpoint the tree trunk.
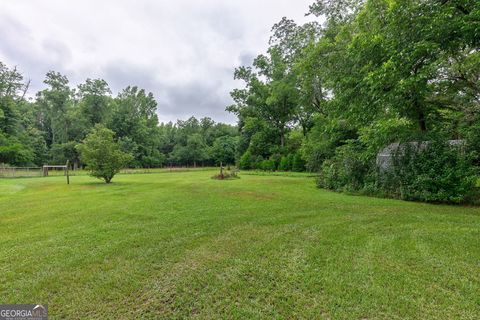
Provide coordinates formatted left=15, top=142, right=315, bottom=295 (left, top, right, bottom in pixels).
left=413, top=96, right=427, bottom=132
left=417, top=109, right=427, bottom=132
left=302, top=123, right=307, bottom=137
left=280, top=127, right=285, bottom=148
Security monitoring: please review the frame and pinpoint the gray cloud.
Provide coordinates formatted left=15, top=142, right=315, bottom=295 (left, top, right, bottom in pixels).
left=102, top=63, right=159, bottom=95
left=0, top=0, right=316, bottom=124
left=239, top=52, right=257, bottom=67
left=159, top=79, right=235, bottom=122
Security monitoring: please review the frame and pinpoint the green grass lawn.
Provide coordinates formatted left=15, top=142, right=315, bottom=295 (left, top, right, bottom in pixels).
left=0, top=170, right=479, bottom=319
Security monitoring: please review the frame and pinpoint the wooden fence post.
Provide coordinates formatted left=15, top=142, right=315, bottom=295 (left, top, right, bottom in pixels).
left=66, top=160, right=70, bottom=185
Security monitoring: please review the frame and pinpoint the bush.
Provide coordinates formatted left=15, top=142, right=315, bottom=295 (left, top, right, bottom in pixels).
left=317, top=141, right=372, bottom=191
left=261, top=158, right=276, bottom=171
left=381, top=140, right=477, bottom=203
left=270, top=153, right=282, bottom=170
left=318, top=138, right=479, bottom=204
left=76, top=125, right=133, bottom=183
left=0, top=133, right=34, bottom=165
left=239, top=150, right=253, bottom=170
left=278, top=155, right=292, bottom=171
left=302, top=117, right=358, bottom=172
left=292, top=152, right=306, bottom=172
left=253, top=155, right=264, bottom=170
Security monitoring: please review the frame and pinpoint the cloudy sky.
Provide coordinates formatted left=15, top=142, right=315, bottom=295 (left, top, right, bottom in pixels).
left=0, top=0, right=316, bottom=123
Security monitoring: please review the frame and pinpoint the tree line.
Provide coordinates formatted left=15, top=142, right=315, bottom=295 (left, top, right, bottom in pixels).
left=0, top=65, right=238, bottom=169
left=228, top=0, right=479, bottom=202
left=1, top=0, right=478, bottom=202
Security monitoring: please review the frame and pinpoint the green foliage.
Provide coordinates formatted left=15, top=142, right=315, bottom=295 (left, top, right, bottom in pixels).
left=260, top=158, right=276, bottom=171
left=381, top=141, right=478, bottom=204
left=0, top=138, right=34, bottom=165
left=0, top=97, right=20, bottom=136
left=302, top=117, right=358, bottom=172
left=229, top=0, right=480, bottom=202
left=37, top=71, right=73, bottom=146
left=318, top=139, right=479, bottom=204
left=170, top=133, right=208, bottom=167
left=77, top=78, right=112, bottom=126
left=239, top=150, right=253, bottom=170
left=278, top=155, right=292, bottom=171
left=109, top=86, right=161, bottom=167
left=210, top=136, right=238, bottom=165
left=163, top=117, right=239, bottom=167
left=49, top=142, right=79, bottom=166
left=317, top=141, right=373, bottom=192
left=253, top=155, right=264, bottom=170
left=0, top=60, right=239, bottom=169
left=291, top=152, right=306, bottom=172
left=76, top=125, right=133, bottom=183
left=1, top=0, right=479, bottom=203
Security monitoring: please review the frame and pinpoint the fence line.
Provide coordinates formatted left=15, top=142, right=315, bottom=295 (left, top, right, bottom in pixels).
left=0, top=166, right=43, bottom=178
left=0, top=166, right=217, bottom=178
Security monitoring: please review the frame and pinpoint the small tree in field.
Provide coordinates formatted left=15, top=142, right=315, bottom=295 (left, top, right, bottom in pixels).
left=76, top=125, right=132, bottom=183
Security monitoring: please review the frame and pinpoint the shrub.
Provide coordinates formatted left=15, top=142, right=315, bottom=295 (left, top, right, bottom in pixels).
left=76, top=125, right=133, bottom=183
left=239, top=150, right=253, bottom=170
left=253, top=155, right=264, bottom=170
left=0, top=133, right=34, bottom=165
left=381, top=140, right=477, bottom=203
left=292, top=152, right=306, bottom=172
left=261, top=158, right=276, bottom=171
left=302, top=117, right=358, bottom=172
left=317, top=141, right=372, bottom=191
left=270, top=153, right=282, bottom=170
left=278, top=155, right=292, bottom=171
left=318, top=138, right=479, bottom=204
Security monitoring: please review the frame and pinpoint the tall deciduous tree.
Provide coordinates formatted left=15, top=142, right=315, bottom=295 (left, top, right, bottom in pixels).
left=77, top=78, right=112, bottom=126
left=36, top=71, right=72, bottom=146
left=110, top=86, right=162, bottom=167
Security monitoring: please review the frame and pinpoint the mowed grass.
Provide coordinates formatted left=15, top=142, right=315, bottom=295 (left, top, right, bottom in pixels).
left=0, top=171, right=479, bottom=319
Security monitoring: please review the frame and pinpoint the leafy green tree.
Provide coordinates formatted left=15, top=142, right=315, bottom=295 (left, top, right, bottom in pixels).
left=0, top=135, right=34, bottom=165
left=110, top=86, right=162, bottom=167
left=210, top=136, right=238, bottom=165
left=77, top=78, right=112, bottom=126
left=162, top=116, right=238, bottom=167
left=76, top=125, right=132, bottom=183
left=185, top=133, right=207, bottom=167
left=0, top=62, right=25, bottom=98
left=36, top=71, right=72, bottom=146
left=49, top=141, right=79, bottom=166
left=170, top=133, right=207, bottom=167
left=0, top=63, right=38, bottom=165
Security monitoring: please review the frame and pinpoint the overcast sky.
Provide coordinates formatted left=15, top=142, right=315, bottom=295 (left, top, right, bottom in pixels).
left=0, top=0, right=316, bottom=124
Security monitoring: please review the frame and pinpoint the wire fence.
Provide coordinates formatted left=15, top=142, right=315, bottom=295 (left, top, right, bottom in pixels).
left=0, top=166, right=73, bottom=178
left=0, top=167, right=43, bottom=178
left=0, top=166, right=217, bottom=178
